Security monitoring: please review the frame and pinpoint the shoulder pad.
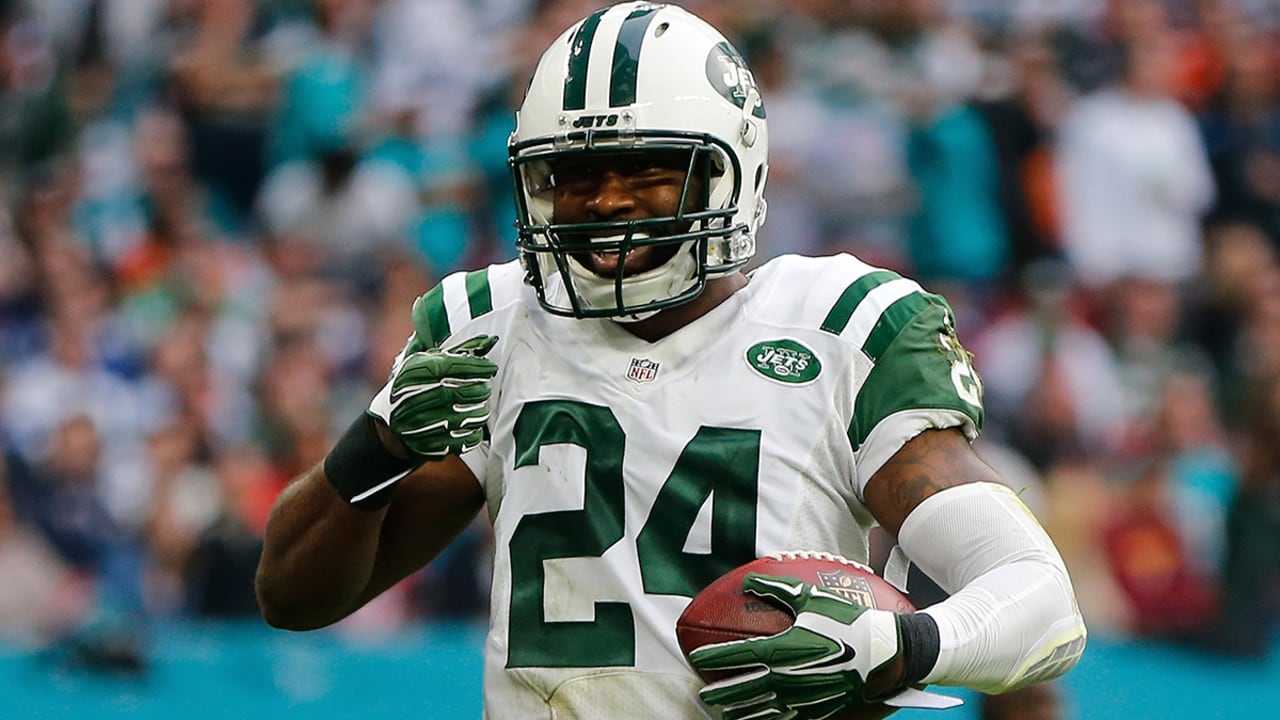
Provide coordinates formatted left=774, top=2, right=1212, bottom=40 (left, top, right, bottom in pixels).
left=411, top=261, right=526, bottom=348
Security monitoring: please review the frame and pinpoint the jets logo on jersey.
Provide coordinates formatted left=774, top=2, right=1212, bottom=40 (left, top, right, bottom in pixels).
left=815, top=570, right=876, bottom=608
left=627, top=357, right=660, bottom=384
left=746, top=339, right=822, bottom=385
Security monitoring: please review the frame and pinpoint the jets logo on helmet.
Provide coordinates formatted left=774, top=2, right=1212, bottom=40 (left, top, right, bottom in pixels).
left=706, top=41, right=766, bottom=120
left=510, top=1, right=769, bottom=320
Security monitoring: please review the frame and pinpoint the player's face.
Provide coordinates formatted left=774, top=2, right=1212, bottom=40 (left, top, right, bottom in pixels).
left=549, top=150, right=704, bottom=278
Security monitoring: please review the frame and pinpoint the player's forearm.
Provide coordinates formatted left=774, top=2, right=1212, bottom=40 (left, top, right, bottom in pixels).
left=900, top=483, right=1087, bottom=693
left=255, top=463, right=387, bottom=630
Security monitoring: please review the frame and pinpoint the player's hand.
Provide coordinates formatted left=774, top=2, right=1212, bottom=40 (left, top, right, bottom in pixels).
left=369, top=334, right=499, bottom=461
left=688, top=572, right=907, bottom=720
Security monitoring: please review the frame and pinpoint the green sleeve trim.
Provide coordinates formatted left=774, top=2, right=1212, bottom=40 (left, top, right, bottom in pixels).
left=465, top=268, right=494, bottom=319
left=861, top=292, right=946, bottom=362
left=820, top=270, right=900, bottom=335
left=411, top=285, right=451, bottom=349
left=847, top=303, right=984, bottom=451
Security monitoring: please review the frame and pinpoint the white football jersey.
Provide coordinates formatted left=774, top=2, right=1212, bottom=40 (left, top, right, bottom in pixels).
left=405, top=253, right=983, bottom=719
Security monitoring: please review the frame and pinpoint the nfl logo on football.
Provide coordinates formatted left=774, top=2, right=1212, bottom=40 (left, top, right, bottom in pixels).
left=816, top=570, right=876, bottom=608
left=627, top=358, right=660, bottom=384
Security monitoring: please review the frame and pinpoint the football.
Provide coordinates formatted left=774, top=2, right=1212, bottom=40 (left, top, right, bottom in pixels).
left=677, top=551, right=915, bottom=720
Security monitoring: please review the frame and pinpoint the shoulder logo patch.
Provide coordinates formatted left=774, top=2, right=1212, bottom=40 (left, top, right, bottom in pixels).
left=745, top=339, right=821, bottom=385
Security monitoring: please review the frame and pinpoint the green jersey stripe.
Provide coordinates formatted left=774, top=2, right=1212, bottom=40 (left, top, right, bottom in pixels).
left=819, top=270, right=900, bottom=335
left=861, top=292, right=937, bottom=362
left=563, top=7, right=608, bottom=111
left=840, top=277, right=925, bottom=349
left=846, top=302, right=983, bottom=451
left=412, top=285, right=451, bottom=348
left=465, top=268, right=494, bottom=319
left=609, top=6, right=660, bottom=108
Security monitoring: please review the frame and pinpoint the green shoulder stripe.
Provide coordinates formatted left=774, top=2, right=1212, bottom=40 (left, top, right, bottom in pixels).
left=411, top=285, right=451, bottom=349
left=861, top=292, right=944, bottom=363
left=465, top=268, right=493, bottom=319
left=847, top=302, right=984, bottom=451
left=820, top=270, right=900, bottom=335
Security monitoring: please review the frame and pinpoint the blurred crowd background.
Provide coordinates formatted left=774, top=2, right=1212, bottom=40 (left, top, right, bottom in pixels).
left=1, top=0, right=1278, bottom=686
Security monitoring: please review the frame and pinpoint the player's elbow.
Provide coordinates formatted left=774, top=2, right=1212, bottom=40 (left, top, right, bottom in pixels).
left=922, top=558, right=1089, bottom=695
left=993, top=623, right=1088, bottom=694
left=1028, top=558, right=1089, bottom=680
left=257, top=595, right=335, bottom=632
left=255, top=568, right=341, bottom=631
left=255, top=582, right=305, bottom=631
left=988, top=592, right=1089, bottom=694
left=258, top=606, right=309, bottom=632
left=257, top=600, right=317, bottom=632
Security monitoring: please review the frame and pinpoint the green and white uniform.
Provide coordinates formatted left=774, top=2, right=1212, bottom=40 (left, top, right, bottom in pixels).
left=411, top=253, right=984, bottom=719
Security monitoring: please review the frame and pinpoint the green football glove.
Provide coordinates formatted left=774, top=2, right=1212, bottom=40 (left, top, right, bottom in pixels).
left=369, top=334, right=499, bottom=461
left=690, top=573, right=953, bottom=720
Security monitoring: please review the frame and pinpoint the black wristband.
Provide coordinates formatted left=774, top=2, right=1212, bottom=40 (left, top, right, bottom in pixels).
left=899, top=612, right=942, bottom=686
left=323, top=414, right=416, bottom=510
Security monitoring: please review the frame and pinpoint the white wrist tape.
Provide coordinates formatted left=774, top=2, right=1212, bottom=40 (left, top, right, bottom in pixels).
left=899, top=483, right=1087, bottom=693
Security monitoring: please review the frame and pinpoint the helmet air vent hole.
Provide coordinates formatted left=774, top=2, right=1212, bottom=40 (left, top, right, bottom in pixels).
left=655, top=22, right=669, bottom=37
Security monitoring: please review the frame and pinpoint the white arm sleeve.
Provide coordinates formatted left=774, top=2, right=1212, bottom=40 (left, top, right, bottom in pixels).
left=899, top=482, right=1087, bottom=693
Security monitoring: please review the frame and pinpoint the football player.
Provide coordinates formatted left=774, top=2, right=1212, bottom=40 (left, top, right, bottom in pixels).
left=255, top=3, right=1087, bottom=718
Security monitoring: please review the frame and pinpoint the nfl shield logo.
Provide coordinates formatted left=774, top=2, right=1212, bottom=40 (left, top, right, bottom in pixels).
left=816, top=570, right=876, bottom=607
left=627, top=358, right=660, bottom=384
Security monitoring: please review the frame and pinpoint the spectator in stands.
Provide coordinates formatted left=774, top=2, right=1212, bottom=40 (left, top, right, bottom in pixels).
left=183, top=444, right=276, bottom=618
left=1208, top=370, right=1280, bottom=656
left=25, top=416, right=143, bottom=618
left=0, top=447, right=92, bottom=647
left=1191, top=221, right=1277, bottom=414
left=267, top=0, right=375, bottom=169
left=1146, top=365, right=1238, bottom=577
left=969, top=30, right=1073, bottom=285
left=975, top=259, right=1131, bottom=469
left=140, top=422, right=219, bottom=616
left=1101, top=460, right=1219, bottom=640
left=167, top=0, right=280, bottom=224
left=900, top=4, right=1011, bottom=298
left=0, top=12, right=75, bottom=178
left=1103, top=275, right=1202, bottom=440
left=1056, top=19, right=1215, bottom=292
left=1199, top=20, right=1280, bottom=243
left=256, top=129, right=420, bottom=284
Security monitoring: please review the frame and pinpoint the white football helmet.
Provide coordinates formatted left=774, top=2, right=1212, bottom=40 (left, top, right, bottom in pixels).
left=510, top=1, right=769, bottom=320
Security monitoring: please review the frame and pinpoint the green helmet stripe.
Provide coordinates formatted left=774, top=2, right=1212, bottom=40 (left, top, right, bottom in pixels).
left=609, top=6, right=661, bottom=107
left=411, top=284, right=451, bottom=348
left=465, top=267, right=494, bottom=318
left=562, top=7, right=608, bottom=111
left=819, top=270, right=900, bottom=335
